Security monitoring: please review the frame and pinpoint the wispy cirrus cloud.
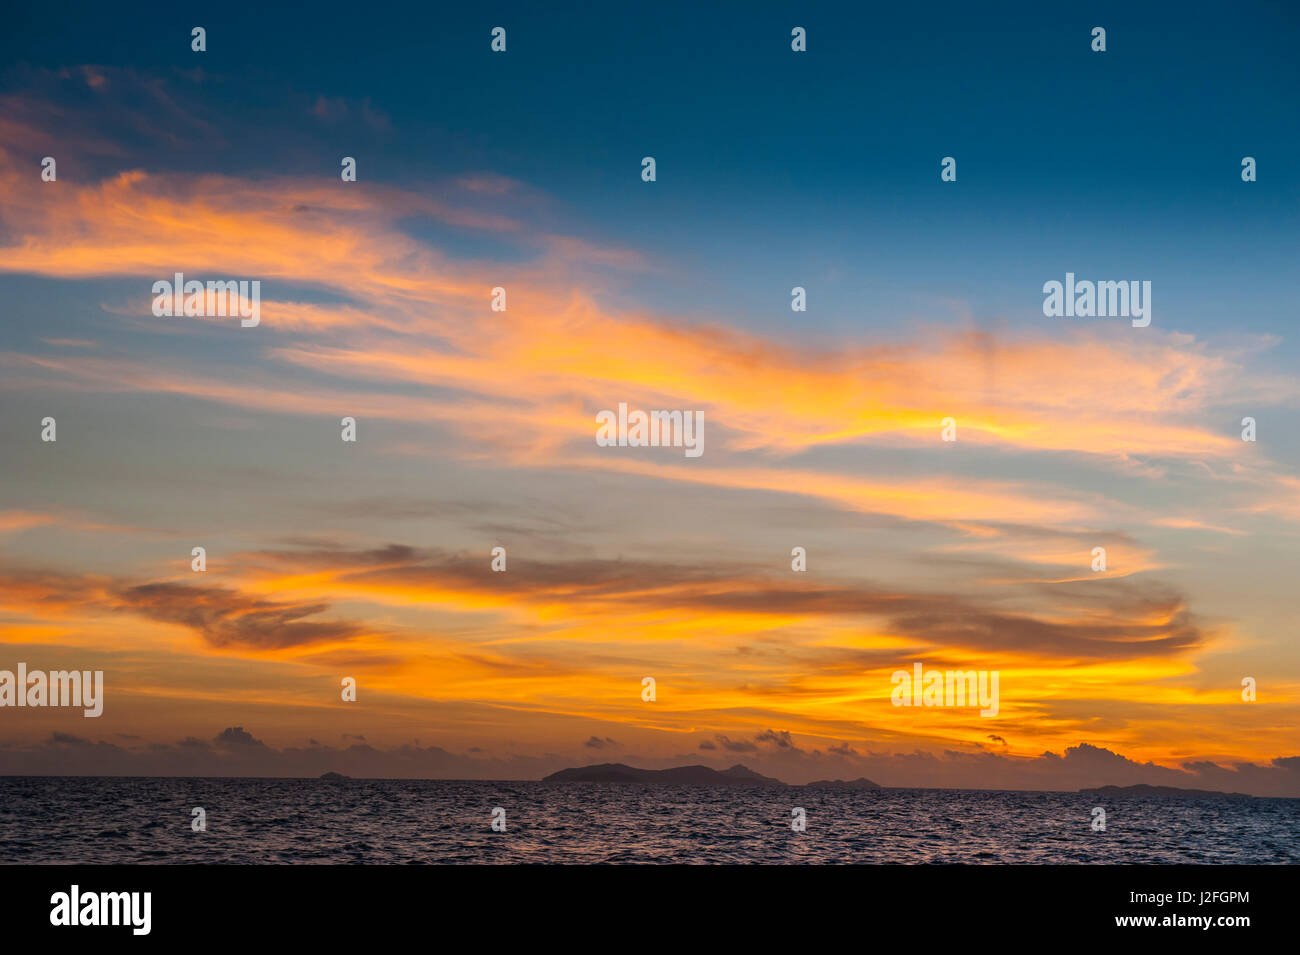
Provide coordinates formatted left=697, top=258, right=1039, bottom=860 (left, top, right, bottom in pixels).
left=1, top=69, right=1297, bottom=781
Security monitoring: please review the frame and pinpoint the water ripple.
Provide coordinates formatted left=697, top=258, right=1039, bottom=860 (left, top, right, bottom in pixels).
left=0, top=777, right=1295, bottom=864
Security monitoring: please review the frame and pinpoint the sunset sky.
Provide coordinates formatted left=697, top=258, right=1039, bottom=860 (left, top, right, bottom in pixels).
left=2, top=2, right=1299, bottom=793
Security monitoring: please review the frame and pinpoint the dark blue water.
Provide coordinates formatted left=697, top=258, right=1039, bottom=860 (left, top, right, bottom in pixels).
left=1, top=777, right=1295, bottom=864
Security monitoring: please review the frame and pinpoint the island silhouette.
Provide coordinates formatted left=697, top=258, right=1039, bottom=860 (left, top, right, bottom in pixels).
left=541, top=764, right=1252, bottom=796
left=1079, top=784, right=1253, bottom=799
left=542, top=762, right=882, bottom=787
left=543, top=762, right=784, bottom=785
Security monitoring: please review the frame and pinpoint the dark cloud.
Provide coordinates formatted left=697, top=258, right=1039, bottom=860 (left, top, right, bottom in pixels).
left=114, top=582, right=367, bottom=650
left=0, top=543, right=1207, bottom=663
left=238, top=544, right=1206, bottom=662
left=213, top=726, right=266, bottom=749
left=716, top=736, right=757, bottom=754
left=755, top=729, right=798, bottom=750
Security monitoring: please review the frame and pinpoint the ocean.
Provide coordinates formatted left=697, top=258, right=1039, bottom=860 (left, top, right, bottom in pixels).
left=2, top=776, right=1296, bottom=864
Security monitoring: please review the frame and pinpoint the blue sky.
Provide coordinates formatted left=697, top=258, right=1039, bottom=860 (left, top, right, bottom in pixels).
left=8, top=0, right=1298, bottom=344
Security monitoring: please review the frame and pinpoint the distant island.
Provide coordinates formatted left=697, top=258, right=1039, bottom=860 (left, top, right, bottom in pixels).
left=1080, top=784, right=1252, bottom=799
left=319, top=771, right=351, bottom=781
left=803, top=777, right=882, bottom=789
left=543, top=762, right=784, bottom=786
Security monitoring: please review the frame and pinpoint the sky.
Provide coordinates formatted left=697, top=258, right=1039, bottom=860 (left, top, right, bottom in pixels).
left=1, top=1, right=1299, bottom=793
